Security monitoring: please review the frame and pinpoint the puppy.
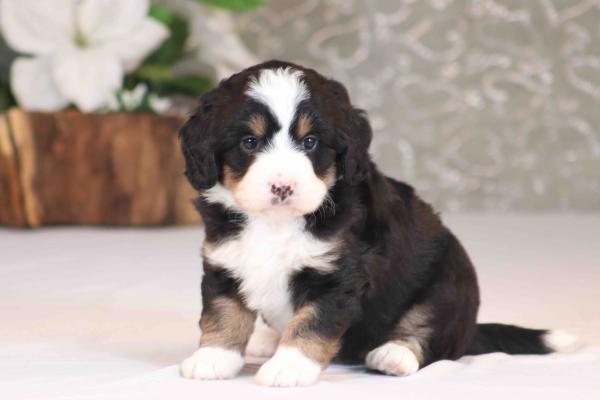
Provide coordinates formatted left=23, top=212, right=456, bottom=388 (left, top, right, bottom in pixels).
left=179, top=60, right=574, bottom=387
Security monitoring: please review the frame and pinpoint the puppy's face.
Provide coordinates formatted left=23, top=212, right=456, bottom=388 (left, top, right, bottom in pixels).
left=181, top=61, right=372, bottom=218
left=221, top=69, right=337, bottom=217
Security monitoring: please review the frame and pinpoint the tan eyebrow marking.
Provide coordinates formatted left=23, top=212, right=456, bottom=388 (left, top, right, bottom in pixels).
left=296, top=114, right=312, bottom=138
left=247, top=114, right=267, bottom=138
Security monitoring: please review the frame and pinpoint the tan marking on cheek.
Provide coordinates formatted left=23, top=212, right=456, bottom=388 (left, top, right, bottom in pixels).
left=247, top=114, right=267, bottom=138
left=320, top=165, right=337, bottom=188
left=280, top=305, right=340, bottom=366
left=223, top=165, right=241, bottom=192
left=200, top=296, right=256, bottom=352
left=297, top=114, right=312, bottom=139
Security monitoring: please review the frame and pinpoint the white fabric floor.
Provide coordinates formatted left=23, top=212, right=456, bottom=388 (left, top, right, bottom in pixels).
left=1, top=214, right=599, bottom=399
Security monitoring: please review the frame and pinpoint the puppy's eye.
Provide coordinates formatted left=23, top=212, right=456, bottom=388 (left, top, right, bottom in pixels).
left=302, top=136, right=318, bottom=151
left=241, top=136, right=258, bottom=151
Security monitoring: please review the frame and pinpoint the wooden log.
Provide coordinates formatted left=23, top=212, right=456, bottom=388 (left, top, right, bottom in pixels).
left=0, top=108, right=200, bottom=227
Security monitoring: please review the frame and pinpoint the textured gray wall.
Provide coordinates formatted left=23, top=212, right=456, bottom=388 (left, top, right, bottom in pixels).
left=235, top=0, right=600, bottom=211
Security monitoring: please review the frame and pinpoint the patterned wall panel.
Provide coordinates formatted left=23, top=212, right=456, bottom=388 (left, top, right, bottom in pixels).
left=235, top=0, right=600, bottom=211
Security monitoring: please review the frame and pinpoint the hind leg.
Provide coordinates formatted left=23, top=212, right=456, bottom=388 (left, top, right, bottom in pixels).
left=366, top=234, right=479, bottom=376
left=365, top=304, right=430, bottom=376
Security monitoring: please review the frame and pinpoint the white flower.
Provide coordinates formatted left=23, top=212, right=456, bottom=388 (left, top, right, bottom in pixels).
left=121, top=83, right=148, bottom=110
left=0, top=0, right=168, bottom=112
left=148, top=93, right=171, bottom=113
left=105, top=83, right=171, bottom=114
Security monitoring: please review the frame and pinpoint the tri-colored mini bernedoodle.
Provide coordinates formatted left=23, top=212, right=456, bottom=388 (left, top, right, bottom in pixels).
left=178, top=60, right=575, bottom=387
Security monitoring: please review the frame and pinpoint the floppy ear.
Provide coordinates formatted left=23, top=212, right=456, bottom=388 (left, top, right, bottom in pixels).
left=327, top=79, right=373, bottom=184
left=179, top=99, right=219, bottom=191
left=339, top=109, right=372, bottom=184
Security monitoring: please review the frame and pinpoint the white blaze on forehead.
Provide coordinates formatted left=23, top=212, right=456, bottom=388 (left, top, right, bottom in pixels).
left=245, top=67, right=309, bottom=137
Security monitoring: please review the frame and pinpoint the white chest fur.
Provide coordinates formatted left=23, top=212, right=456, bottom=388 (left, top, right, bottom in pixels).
left=203, top=217, right=337, bottom=333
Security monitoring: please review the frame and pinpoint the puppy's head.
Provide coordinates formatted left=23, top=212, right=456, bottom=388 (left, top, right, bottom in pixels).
left=180, top=60, right=372, bottom=218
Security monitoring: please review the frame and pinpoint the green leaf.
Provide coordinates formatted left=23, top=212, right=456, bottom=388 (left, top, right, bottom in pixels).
left=145, top=4, right=190, bottom=66
left=158, top=75, right=212, bottom=96
left=0, top=37, right=16, bottom=111
left=148, top=3, right=175, bottom=25
left=128, top=62, right=212, bottom=96
left=0, top=80, right=16, bottom=112
left=133, top=64, right=173, bottom=83
left=196, top=0, right=264, bottom=12
left=129, top=6, right=213, bottom=99
left=1, top=36, right=17, bottom=81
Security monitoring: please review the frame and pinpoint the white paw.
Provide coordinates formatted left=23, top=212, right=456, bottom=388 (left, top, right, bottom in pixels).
left=365, top=342, right=420, bottom=376
left=180, top=347, right=244, bottom=380
left=255, top=347, right=321, bottom=387
left=246, top=318, right=280, bottom=357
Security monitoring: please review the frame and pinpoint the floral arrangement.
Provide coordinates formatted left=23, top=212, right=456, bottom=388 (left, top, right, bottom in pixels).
left=0, top=0, right=262, bottom=114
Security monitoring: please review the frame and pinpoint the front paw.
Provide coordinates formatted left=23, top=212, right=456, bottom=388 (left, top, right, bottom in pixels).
left=180, top=347, right=244, bottom=380
left=255, top=347, right=321, bottom=387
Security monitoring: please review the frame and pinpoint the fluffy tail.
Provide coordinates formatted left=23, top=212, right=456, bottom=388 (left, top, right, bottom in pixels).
left=465, top=323, right=577, bottom=355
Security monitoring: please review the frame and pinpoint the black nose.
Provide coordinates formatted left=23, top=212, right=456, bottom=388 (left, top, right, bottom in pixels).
left=271, top=184, right=294, bottom=201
